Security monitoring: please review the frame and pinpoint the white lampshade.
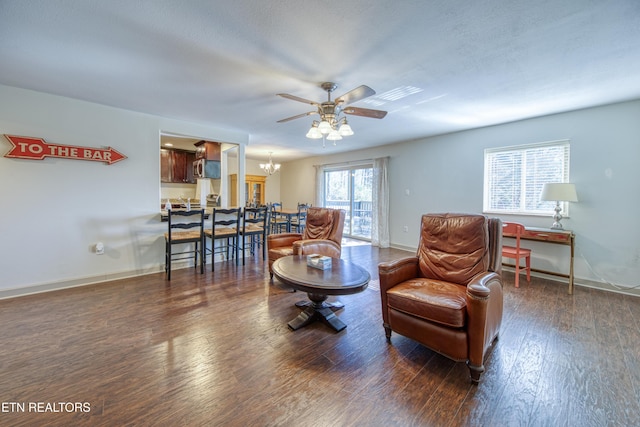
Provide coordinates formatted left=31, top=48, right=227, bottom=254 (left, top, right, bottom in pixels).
left=540, top=183, right=578, bottom=202
left=318, top=120, right=332, bottom=134
left=306, top=125, right=322, bottom=139
left=338, top=123, right=354, bottom=136
left=326, top=129, right=342, bottom=141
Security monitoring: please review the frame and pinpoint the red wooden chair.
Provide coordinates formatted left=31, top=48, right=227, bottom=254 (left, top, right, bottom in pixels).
left=502, top=222, right=531, bottom=287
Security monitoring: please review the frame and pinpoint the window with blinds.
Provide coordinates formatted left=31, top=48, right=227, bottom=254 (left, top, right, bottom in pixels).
left=483, top=140, right=571, bottom=215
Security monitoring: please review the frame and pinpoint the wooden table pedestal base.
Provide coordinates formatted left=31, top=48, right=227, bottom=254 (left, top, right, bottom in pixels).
left=288, top=293, right=346, bottom=332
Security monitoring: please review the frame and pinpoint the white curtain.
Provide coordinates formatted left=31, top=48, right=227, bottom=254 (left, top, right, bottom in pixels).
left=372, top=157, right=390, bottom=248
left=314, top=165, right=324, bottom=207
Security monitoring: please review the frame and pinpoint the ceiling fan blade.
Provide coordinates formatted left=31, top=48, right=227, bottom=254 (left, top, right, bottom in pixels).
left=343, top=106, right=388, bottom=119
left=277, top=111, right=317, bottom=123
left=277, top=93, right=320, bottom=106
left=335, top=85, right=376, bottom=105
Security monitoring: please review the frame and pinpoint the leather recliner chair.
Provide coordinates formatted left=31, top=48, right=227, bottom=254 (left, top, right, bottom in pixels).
left=268, top=207, right=345, bottom=279
left=378, top=213, right=503, bottom=383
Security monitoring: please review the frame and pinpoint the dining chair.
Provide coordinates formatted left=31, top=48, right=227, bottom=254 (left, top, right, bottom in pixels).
left=239, top=206, right=269, bottom=264
left=269, top=202, right=288, bottom=234
left=204, top=207, right=241, bottom=271
left=164, top=209, right=205, bottom=280
left=502, top=222, right=531, bottom=287
left=290, top=203, right=309, bottom=233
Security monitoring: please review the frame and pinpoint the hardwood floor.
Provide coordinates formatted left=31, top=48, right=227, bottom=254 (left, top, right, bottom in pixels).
left=1, top=244, right=639, bottom=426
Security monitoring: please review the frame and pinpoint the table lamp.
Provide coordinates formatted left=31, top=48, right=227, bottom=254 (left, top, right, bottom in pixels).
left=540, top=183, right=578, bottom=229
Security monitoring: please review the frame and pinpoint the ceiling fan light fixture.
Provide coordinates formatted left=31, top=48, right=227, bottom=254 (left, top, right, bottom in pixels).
left=277, top=82, right=387, bottom=145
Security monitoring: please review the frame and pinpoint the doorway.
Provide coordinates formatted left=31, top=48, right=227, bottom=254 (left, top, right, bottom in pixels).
left=323, top=166, right=373, bottom=240
left=160, top=133, right=239, bottom=207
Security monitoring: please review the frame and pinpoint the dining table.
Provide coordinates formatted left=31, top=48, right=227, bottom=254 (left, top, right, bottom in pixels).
left=275, top=207, right=299, bottom=232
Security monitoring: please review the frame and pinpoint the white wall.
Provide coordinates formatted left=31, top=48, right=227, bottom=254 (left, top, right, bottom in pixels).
left=280, top=100, right=640, bottom=295
left=161, top=182, right=197, bottom=201
left=0, top=84, right=248, bottom=298
left=226, top=157, right=281, bottom=205
left=263, top=171, right=281, bottom=205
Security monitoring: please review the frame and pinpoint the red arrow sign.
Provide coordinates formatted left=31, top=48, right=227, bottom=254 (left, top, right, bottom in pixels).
left=3, top=135, right=127, bottom=165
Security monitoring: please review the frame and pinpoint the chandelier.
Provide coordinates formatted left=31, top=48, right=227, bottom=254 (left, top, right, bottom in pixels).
left=260, top=152, right=281, bottom=176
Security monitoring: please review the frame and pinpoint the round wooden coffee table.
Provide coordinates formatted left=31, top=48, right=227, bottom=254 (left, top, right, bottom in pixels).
left=272, top=255, right=370, bottom=332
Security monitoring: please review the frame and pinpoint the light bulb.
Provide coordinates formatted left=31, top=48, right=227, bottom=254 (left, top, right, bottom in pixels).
left=318, top=120, right=332, bottom=134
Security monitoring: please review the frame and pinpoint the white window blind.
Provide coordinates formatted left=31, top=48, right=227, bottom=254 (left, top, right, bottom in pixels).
left=484, top=140, right=571, bottom=215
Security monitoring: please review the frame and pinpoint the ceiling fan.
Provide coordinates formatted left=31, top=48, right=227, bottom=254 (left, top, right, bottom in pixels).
left=276, top=82, right=387, bottom=141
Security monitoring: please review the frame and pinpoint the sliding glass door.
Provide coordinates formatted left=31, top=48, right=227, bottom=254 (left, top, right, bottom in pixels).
left=323, top=166, right=373, bottom=240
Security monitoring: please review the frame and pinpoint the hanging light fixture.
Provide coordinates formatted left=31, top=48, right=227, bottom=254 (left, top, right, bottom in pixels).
left=305, top=82, right=357, bottom=145
left=260, top=152, right=281, bottom=176
left=305, top=108, right=353, bottom=146
left=277, top=82, right=388, bottom=147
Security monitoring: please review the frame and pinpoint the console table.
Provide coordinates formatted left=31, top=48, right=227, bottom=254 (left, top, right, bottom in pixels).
left=503, top=226, right=575, bottom=294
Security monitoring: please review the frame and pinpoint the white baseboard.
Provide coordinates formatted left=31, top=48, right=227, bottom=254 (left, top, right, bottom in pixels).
left=3, top=253, right=637, bottom=300
left=0, top=264, right=168, bottom=300
left=502, top=266, right=640, bottom=297
left=0, top=251, right=247, bottom=300
left=384, top=247, right=639, bottom=297
left=389, top=243, right=416, bottom=253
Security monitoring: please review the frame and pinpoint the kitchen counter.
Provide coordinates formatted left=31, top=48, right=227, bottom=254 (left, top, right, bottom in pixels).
left=160, top=207, right=211, bottom=221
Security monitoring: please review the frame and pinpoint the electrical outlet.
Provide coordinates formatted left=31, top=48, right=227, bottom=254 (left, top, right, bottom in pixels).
left=95, top=242, right=104, bottom=255
left=403, top=226, right=408, bottom=233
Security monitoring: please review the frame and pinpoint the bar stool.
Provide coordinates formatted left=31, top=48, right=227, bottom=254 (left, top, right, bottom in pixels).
left=164, top=209, right=205, bottom=280
left=204, top=207, right=241, bottom=271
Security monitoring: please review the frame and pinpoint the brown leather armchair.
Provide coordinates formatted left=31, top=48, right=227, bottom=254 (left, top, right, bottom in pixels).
left=378, top=213, right=503, bottom=383
left=268, top=207, right=345, bottom=279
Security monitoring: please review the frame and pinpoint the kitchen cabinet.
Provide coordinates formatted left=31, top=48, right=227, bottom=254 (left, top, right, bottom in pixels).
left=160, top=149, right=171, bottom=182
left=193, top=141, right=221, bottom=179
left=195, top=140, right=221, bottom=160
left=230, top=174, right=266, bottom=206
left=161, top=149, right=196, bottom=183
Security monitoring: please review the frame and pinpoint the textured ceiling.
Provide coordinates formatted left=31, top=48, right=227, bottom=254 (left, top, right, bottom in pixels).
left=1, top=0, right=640, bottom=160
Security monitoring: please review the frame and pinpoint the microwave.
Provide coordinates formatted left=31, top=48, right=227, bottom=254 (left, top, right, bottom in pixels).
left=193, top=159, right=221, bottom=179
